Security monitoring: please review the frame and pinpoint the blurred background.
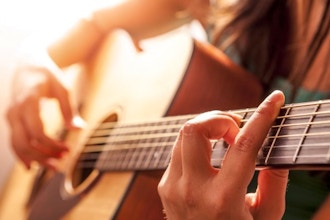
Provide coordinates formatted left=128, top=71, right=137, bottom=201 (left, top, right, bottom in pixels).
left=0, top=0, right=117, bottom=192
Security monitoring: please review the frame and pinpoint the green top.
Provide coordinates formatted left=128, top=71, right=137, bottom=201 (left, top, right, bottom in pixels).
left=245, top=78, right=329, bottom=219
left=269, top=76, right=330, bottom=103
left=216, top=36, right=329, bottom=219
left=265, top=76, right=330, bottom=220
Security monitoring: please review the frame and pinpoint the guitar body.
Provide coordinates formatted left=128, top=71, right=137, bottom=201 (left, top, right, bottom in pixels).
left=0, top=28, right=262, bottom=219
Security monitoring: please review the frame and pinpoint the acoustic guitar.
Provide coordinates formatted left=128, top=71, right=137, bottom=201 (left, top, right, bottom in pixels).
left=0, top=29, right=329, bottom=220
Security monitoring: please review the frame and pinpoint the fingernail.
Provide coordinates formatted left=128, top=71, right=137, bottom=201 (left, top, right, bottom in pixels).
left=268, top=90, right=285, bottom=108
left=45, top=159, right=58, bottom=171
left=71, top=115, right=86, bottom=129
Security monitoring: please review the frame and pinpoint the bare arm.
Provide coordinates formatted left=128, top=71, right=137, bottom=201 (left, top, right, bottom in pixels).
left=48, top=0, right=199, bottom=67
left=7, top=0, right=209, bottom=168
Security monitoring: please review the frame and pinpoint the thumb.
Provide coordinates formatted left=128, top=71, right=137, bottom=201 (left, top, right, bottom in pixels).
left=57, top=88, right=86, bottom=130
left=49, top=73, right=86, bottom=130
left=254, top=169, right=289, bottom=219
left=69, top=114, right=86, bottom=129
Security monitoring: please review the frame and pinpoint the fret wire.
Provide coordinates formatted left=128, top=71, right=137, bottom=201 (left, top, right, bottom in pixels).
left=265, top=105, right=291, bottom=164
left=271, top=119, right=330, bottom=129
left=239, top=110, right=249, bottom=126
left=162, top=145, right=173, bottom=168
left=96, top=114, right=196, bottom=130
left=144, top=122, right=163, bottom=167
left=133, top=124, right=148, bottom=169
left=85, top=133, right=177, bottom=152
left=266, top=131, right=330, bottom=140
left=89, top=99, right=330, bottom=136
left=292, top=103, right=320, bottom=163
left=279, top=99, right=330, bottom=110
left=212, top=141, right=330, bottom=159
left=152, top=142, right=167, bottom=168
left=86, top=118, right=330, bottom=148
left=143, top=141, right=157, bottom=169
left=121, top=147, right=135, bottom=169
left=82, top=150, right=330, bottom=168
left=212, top=142, right=330, bottom=152
left=135, top=146, right=147, bottom=169
left=257, top=142, right=330, bottom=150
left=239, top=109, right=330, bottom=124
left=82, top=130, right=330, bottom=155
left=258, top=154, right=330, bottom=161
left=81, top=150, right=329, bottom=170
left=327, top=146, right=330, bottom=162
left=80, top=99, right=330, bottom=170
left=98, top=126, right=121, bottom=170
left=115, top=148, right=126, bottom=169
left=85, top=103, right=330, bottom=149
left=79, top=138, right=330, bottom=169
left=93, top=123, right=184, bottom=136
left=276, top=109, right=330, bottom=121
left=92, top=145, right=175, bottom=170
left=151, top=119, right=177, bottom=168
left=77, top=153, right=330, bottom=170
left=111, top=148, right=125, bottom=170
left=126, top=146, right=140, bottom=169
left=80, top=143, right=328, bottom=168
left=126, top=148, right=146, bottom=168
left=94, top=141, right=175, bottom=153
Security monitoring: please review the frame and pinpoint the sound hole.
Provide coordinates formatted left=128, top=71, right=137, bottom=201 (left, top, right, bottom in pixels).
left=71, top=113, right=118, bottom=189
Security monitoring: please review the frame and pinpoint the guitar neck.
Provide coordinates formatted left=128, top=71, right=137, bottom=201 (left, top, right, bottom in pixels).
left=78, top=99, right=330, bottom=172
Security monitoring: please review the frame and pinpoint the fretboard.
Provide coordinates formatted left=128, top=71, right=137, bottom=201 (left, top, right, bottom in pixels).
left=77, top=99, right=330, bottom=172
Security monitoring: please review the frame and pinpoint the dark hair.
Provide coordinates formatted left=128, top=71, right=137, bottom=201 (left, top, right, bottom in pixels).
left=210, top=0, right=330, bottom=96
left=210, top=0, right=330, bottom=185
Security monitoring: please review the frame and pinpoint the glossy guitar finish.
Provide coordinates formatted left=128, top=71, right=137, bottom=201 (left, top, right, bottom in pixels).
left=0, top=28, right=262, bottom=219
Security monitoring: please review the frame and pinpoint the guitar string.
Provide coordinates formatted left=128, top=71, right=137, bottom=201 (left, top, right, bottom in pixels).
left=82, top=130, right=330, bottom=153
left=76, top=143, right=330, bottom=170
left=76, top=135, right=330, bottom=170
left=89, top=107, right=330, bottom=138
left=78, top=141, right=330, bottom=161
left=77, top=119, right=330, bottom=167
left=85, top=113, right=330, bottom=147
left=82, top=118, right=330, bottom=152
left=75, top=100, right=330, bottom=168
left=265, top=104, right=291, bottom=164
left=91, top=109, right=330, bottom=135
left=94, top=99, right=330, bottom=130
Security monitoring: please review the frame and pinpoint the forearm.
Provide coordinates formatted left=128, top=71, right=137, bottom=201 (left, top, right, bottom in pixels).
left=48, top=0, right=193, bottom=68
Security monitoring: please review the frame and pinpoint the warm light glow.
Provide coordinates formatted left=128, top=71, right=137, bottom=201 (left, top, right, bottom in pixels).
left=0, top=0, right=124, bottom=32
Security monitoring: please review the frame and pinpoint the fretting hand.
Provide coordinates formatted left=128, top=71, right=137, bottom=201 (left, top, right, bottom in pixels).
left=158, top=90, right=289, bottom=220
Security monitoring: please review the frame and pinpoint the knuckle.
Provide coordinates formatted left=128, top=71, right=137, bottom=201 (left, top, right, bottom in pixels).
left=180, top=180, right=198, bottom=208
left=256, top=98, right=278, bottom=119
left=211, top=191, right=238, bottom=218
left=182, top=120, right=204, bottom=137
left=235, top=133, right=256, bottom=153
left=13, top=144, right=30, bottom=157
left=157, top=178, right=167, bottom=196
left=158, top=180, right=177, bottom=204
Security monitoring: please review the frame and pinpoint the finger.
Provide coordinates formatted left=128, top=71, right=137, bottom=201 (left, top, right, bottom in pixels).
left=22, top=96, right=69, bottom=156
left=181, top=112, right=240, bottom=179
left=253, top=169, right=289, bottom=219
left=221, top=90, right=285, bottom=189
left=7, top=107, right=56, bottom=168
left=165, top=130, right=184, bottom=181
left=49, top=73, right=85, bottom=129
